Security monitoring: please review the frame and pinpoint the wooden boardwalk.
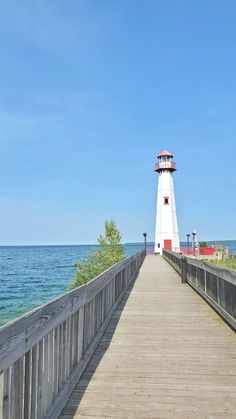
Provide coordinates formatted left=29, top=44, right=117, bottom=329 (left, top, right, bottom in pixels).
left=60, top=255, right=236, bottom=419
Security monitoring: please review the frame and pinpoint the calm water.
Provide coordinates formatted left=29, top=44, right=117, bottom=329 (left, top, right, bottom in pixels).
left=0, top=244, right=144, bottom=327
left=0, top=241, right=235, bottom=327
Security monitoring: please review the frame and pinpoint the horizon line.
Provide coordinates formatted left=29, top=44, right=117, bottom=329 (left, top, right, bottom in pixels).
left=0, top=239, right=235, bottom=247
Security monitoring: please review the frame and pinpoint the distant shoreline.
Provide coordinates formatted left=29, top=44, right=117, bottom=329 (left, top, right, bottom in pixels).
left=0, top=239, right=236, bottom=248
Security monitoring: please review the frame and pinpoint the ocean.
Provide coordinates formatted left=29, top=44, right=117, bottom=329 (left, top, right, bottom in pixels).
left=0, top=240, right=235, bottom=327
left=0, top=243, right=144, bottom=327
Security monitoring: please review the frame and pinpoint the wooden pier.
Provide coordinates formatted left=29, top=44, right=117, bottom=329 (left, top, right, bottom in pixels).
left=0, top=252, right=236, bottom=418
left=60, top=255, right=236, bottom=418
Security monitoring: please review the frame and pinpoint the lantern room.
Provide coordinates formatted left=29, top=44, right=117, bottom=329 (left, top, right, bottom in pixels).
left=155, top=150, right=176, bottom=173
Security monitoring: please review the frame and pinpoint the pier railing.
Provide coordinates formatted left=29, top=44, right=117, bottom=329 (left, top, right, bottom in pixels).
left=162, top=249, right=182, bottom=274
left=0, top=250, right=145, bottom=419
left=163, top=250, right=236, bottom=331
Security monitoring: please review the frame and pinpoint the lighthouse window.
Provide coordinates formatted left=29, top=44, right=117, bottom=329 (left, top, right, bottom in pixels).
left=164, top=197, right=169, bottom=205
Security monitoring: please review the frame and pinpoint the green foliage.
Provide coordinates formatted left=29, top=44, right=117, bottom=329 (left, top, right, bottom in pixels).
left=69, top=220, right=125, bottom=289
left=206, top=258, right=236, bottom=272
left=199, top=241, right=208, bottom=248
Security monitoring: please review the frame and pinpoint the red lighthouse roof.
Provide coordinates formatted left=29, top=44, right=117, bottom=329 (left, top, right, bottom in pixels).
left=158, top=150, right=173, bottom=158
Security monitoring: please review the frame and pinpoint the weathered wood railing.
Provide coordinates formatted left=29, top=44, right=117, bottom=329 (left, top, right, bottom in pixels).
left=0, top=250, right=145, bottom=419
left=162, top=249, right=182, bottom=275
left=163, top=249, right=236, bottom=331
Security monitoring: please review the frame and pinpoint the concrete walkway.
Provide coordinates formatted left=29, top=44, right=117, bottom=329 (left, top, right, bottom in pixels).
left=60, top=256, right=236, bottom=419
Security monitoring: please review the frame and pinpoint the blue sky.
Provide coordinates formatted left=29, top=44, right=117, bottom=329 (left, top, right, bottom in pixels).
left=0, top=0, right=236, bottom=245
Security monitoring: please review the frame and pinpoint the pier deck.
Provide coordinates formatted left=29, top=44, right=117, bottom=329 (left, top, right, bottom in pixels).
left=60, top=255, right=236, bottom=418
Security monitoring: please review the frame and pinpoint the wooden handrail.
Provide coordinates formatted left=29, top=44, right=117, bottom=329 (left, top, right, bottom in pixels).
left=163, top=249, right=236, bottom=331
left=0, top=250, right=145, bottom=419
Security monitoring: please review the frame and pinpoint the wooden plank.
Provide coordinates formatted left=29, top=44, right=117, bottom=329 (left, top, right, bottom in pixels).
left=37, top=340, right=43, bottom=419
left=90, top=299, right=95, bottom=345
left=0, top=372, right=3, bottom=419
left=24, top=350, right=31, bottom=419
left=42, top=334, right=49, bottom=417
left=83, top=303, right=89, bottom=354
left=68, top=316, right=73, bottom=377
left=48, top=330, right=54, bottom=410
left=72, top=312, right=79, bottom=369
left=78, top=307, right=84, bottom=361
left=58, top=324, right=63, bottom=392
left=3, top=369, right=10, bottom=419
left=53, top=327, right=59, bottom=400
left=10, top=357, right=24, bottom=419
left=69, top=314, right=74, bottom=374
left=62, top=321, right=67, bottom=385
left=30, top=344, right=38, bottom=419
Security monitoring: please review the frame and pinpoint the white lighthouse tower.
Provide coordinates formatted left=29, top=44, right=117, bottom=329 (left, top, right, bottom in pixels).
left=154, top=150, right=180, bottom=254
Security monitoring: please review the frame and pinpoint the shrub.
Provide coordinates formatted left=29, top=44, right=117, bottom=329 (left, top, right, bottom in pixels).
left=199, top=241, right=208, bottom=248
left=69, top=220, right=125, bottom=289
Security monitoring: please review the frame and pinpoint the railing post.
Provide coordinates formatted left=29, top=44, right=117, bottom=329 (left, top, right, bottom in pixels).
left=181, top=256, right=187, bottom=283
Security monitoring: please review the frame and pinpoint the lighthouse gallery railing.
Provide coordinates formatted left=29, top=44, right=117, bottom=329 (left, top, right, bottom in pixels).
left=155, top=162, right=176, bottom=171
left=163, top=249, right=236, bottom=331
left=0, top=250, right=145, bottom=419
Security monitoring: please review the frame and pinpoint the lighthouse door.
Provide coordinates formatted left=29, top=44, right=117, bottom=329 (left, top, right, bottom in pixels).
left=164, top=240, right=172, bottom=250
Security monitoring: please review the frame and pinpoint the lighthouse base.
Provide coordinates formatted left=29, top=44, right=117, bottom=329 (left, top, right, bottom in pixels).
left=154, top=236, right=180, bottom=255
left=154, top=245, right=161, bottom=255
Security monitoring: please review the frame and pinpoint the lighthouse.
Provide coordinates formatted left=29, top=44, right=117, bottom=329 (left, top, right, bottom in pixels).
left=154, top=150, right=180, bottom=254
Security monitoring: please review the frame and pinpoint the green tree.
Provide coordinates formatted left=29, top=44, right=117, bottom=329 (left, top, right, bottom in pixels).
left=69, top=220, right=125, bottom=289
left=199, top=241, right=208, bottom=248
